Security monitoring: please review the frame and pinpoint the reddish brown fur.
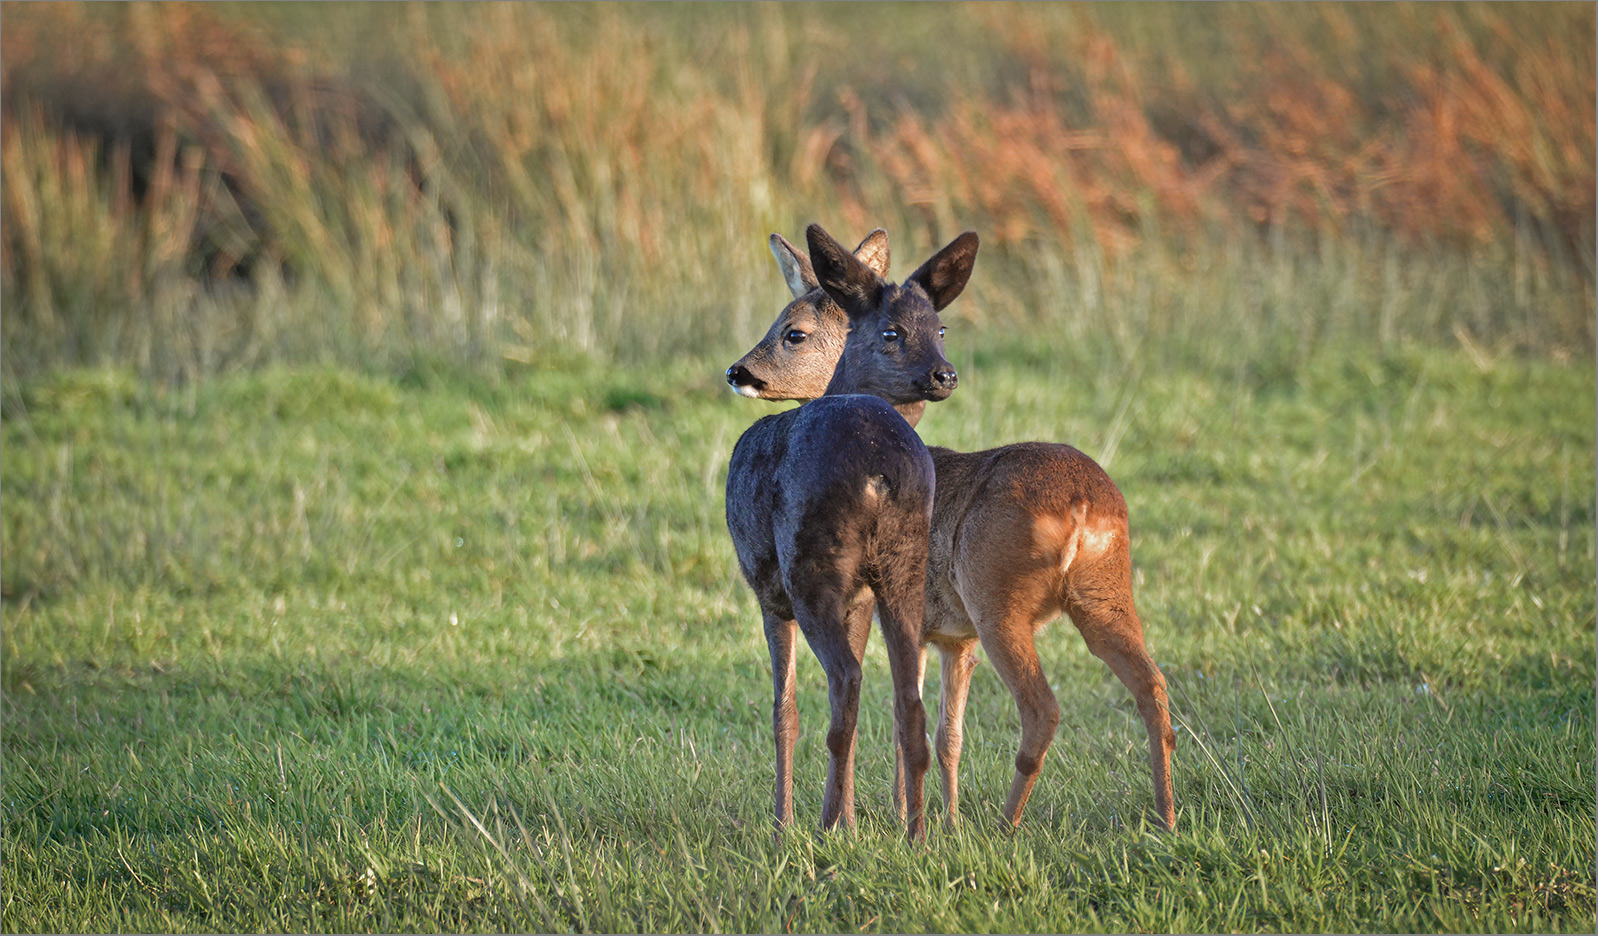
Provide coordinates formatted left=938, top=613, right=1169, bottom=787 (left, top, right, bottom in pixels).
left=923, top=442, right=1174, bottom=829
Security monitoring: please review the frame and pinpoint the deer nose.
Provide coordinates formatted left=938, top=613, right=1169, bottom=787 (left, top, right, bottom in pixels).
left=726, top=364, right=765, bottom=391
left=932, top=367, right=959, bottom=391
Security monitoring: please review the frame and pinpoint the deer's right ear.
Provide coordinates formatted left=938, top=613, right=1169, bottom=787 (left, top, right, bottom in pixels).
left=852, top=228, right=890, bottom=278
left=807, top=223, right=884, bottom=319
left=769, top=233, right=818, bottom=300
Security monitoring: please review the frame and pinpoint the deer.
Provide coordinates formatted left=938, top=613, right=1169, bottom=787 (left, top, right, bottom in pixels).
left=726, top=230, right=1176, bottom=832
left=724, top=223, right=979, bottom=843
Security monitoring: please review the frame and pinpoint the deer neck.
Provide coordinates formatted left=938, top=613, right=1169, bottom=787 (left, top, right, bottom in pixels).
left=821, top=355, right=927, bottom=429
left=893, top=400, right=926, bottom=428
left=821, top=351, right=860, bottom=400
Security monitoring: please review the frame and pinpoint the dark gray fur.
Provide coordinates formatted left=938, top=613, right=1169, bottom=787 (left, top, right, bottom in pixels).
left=724, top=223, right=978, bottom=841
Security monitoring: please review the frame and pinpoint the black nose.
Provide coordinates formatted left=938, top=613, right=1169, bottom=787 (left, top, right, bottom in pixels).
left=726, top=364, right=764, bottom=390
left=932, top=368, right=958, bottom=390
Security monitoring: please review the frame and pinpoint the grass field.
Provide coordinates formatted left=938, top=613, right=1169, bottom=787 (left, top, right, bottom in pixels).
left=3, top=338, right=1594, bottom=932
left=2, top=2, right=1595, bottom=932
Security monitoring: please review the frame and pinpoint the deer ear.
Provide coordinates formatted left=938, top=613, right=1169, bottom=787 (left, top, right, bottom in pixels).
left=852, top=228, right=890, bottom=278
left=807, top=223, right=884, bottom=319
left=906, top=231, right=979, bottom=311
left=769, top=233, right=818, bottom=300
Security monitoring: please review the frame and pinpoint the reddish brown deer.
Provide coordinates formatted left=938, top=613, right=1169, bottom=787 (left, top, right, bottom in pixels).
left=727, top=231, right=1176, bottom=832
left=725, top=224, right=979, bottom=842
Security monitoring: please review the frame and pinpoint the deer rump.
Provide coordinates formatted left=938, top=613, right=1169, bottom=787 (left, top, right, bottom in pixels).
left=726, top=394, right=934, bottom=623
left=925, top=441, right=1129, bottom=637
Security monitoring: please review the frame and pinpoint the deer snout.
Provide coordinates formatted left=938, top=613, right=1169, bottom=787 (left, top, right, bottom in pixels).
left=922, top=365, right=958, bottom=400
left=726, top=363, right=768, bottom=398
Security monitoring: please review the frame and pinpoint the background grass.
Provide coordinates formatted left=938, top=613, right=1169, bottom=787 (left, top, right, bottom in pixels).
left=2, top=1, right=1595, bottom=933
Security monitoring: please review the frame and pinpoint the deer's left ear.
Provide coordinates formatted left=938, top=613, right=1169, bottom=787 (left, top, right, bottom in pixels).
left=770, top=233, right=818, bottom=300
left=906, top=231, right=979, bottom=311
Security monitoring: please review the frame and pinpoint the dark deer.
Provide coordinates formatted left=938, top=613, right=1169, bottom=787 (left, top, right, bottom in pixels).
left=727, top=231, right=1176, bottom=832
left=725, top=224, right=978, bottom=842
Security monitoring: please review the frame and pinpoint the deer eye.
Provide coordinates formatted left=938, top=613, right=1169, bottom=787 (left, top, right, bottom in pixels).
left=882, top=327, right=900, bottom=342
left=784, top=329, right=807, bottom=344
left=938, top=326, right=947, bottom=339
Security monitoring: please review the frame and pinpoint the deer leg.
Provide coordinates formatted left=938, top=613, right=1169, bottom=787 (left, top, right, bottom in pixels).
left=980, top=614, right=1060, bottom=828
left=764, top=610, right=800, bottom=833
left=892, top=641, right=929, bottom=828
left=792, top=592, right=864, bottom=833
left=815, top=643, right=863, bottom=833
left=840, top=591, right=913, bottom=828
left=933, top=637, right=979, bottom=827
left=1070, top=604, right=1177, bottom=831
left=872, top=566, right=932, bottom=844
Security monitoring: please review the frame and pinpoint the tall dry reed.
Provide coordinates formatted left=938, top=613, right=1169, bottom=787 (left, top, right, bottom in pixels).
left=1, top=1, right=1591, bottom=382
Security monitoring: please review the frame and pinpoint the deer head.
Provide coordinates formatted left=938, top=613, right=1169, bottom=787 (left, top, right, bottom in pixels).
left=808, top=222, right=977, bottom=406
left=726, top=229, right=890, bottom=401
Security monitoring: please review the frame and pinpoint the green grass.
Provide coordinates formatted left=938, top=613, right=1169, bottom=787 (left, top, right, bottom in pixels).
left=3, top=340, right=1593, bottom=932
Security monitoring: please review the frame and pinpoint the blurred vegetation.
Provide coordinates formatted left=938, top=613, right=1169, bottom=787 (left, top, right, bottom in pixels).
left=1, top=1, right=1594, bottom=384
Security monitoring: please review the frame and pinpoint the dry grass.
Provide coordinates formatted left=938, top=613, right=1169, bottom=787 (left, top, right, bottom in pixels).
left=1, top=2, right=1592, bottom=380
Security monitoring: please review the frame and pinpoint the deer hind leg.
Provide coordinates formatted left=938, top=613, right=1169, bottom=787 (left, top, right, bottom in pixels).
left=836, top=589, right=919, bottom=830
left=871, top=561, right=932, bottom=843
left=1067, top=584, right=1177, bottom=831
left=979, top=611, right=1061, bottom=828
left=764, top=610, right=800, bottom=833
left=841, top=588, right=902, bottom=824
left=932, top=637, right=979, bottom=827
left=788, top=577, right=866, bottom=833
left=892, top=639, right=928, bottom=828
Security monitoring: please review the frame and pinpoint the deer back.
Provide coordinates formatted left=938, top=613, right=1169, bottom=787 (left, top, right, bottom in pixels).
left=724, top=223, right=975, bottom=616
